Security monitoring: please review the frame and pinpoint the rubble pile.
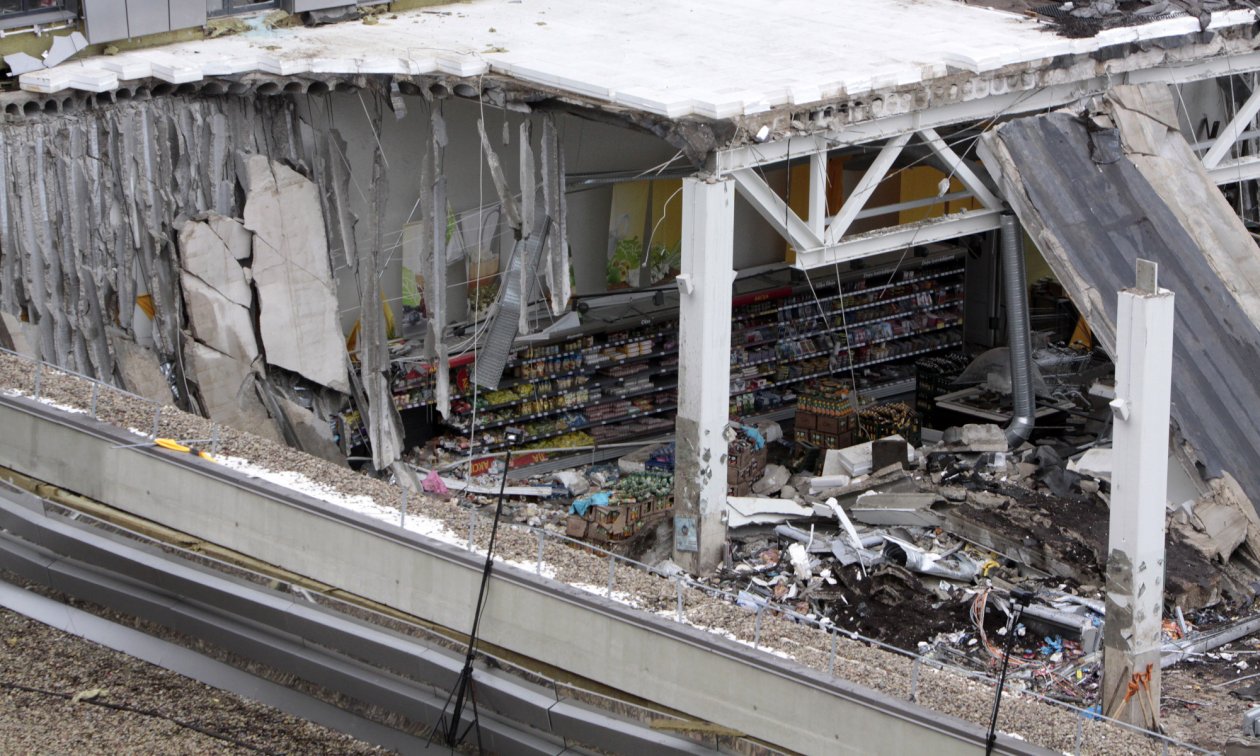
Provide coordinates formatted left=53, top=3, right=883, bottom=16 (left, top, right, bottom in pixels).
left=704, top=420, right=1260, bottom=711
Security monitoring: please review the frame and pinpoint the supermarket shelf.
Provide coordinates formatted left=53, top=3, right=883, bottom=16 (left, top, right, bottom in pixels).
left=734, top=376, right=917, bottom=427
left=861, top=377, right=918, bottom=401
left=778, top=266, right=965, bottom=315
left=452, top=363, right=677, bottom=416
left=740, top=312, right=957, bottom=360
left=450, top=381, right=678, bottom=435
left=509, top=328, right=672, bottom=368
left=728, top=261, right=964, bottom=325
left=506, top=433, right=674, bottom=480
left=737, top=293, right=962, bottom=349
left=495, top=347, right=678, bottom=390
left=731, top=339, right=963, bottom=398
left=472, top=403, right=679, bottom=453
left=737, top=322, right=962, bottom=377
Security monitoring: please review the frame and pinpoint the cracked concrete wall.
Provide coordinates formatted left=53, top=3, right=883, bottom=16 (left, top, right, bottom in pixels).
left=0, top=96, right=303, bottom=386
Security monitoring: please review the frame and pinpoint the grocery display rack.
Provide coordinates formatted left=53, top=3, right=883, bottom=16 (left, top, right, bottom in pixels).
left=341, top=249, right=968, bottom=469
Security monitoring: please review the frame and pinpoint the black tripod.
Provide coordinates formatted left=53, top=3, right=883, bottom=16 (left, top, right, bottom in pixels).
left=432, top=434, right=520, bottom=750
left=985, top=589, right=1034, bottom=756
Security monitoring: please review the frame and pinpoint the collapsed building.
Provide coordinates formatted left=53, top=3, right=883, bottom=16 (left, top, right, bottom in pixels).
left=5, top=0, right=1260, bottom=750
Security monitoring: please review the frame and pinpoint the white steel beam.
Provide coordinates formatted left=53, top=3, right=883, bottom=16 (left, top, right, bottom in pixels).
left=917, top=127, right=1003, bottom=210
left=809, top=152, right=827, bottom=239
left=731, top=169, right=823, bottom=252
left=794, top=209, right=1002, bottom=270
left=1209, top=156, right=1260, bottom=185
left=1202, top=86, right=1260, bottom=170
left=673, top=176, right=736, bottom=575
left=823, top=133, right=910, bottom=245
left=854, top=191, right=972, bottom=220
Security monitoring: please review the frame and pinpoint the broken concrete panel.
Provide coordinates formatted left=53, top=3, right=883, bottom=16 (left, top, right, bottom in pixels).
left=1176, top=473, right=1260, bottom=563
left=980, top=100, right=1260, bottom=514
left=242, top=155, right=348, bottom=394
left=184, top=338, right=280, bottom=443
left=181, top=275, right=259, bottom=364
left=178, top=215, right=253, bottom=307
left=107, top=330, right=173, bottom=406
left=1068, top=448, right=1112, bottom=480
left=277, top=396, right=346, bottom=467
left=726, top=496, right=813, bottom=528
left=850, top=492, right=945, bottom=527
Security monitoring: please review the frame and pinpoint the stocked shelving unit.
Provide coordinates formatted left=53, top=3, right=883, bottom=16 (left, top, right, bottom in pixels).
left=344, top=249, right=968, bottom=467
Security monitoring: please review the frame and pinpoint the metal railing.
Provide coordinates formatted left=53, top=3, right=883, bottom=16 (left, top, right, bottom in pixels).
left=0, top=345, right=1215, bottom=755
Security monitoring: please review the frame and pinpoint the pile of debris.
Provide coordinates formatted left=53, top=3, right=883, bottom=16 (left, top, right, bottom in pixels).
left=705, top=421, right=1260, bottom=706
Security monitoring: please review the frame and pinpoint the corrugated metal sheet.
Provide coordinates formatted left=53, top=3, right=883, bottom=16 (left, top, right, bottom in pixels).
left=981, top=110, right=1260, bottom=511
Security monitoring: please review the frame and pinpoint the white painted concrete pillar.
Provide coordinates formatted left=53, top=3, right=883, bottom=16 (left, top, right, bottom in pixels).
left=1102, top=259, right=1174, bottom=729
left=673, top=176, right=735, bottom=575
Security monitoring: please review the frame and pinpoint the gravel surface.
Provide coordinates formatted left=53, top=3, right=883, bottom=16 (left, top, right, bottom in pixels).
left=0, top=600, right=382, bottom=754
left=0, top=353, right=1216, bottom=754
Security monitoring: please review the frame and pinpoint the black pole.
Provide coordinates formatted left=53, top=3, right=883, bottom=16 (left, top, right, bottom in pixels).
left=986, top=590, right=1032, bottom=755
left=437, top=441, right=515, bottom=748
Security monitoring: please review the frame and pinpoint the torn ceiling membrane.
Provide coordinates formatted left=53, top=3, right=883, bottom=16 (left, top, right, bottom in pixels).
left=979, top=83, right=1260, bottom=512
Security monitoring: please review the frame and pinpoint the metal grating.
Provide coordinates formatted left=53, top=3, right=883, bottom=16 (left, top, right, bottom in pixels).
left=473, top=213, right=552, bottom=390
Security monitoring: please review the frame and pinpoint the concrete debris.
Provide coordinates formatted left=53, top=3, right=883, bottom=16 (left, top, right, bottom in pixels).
left=107, top=330, right=173, bottom=406
left=184, top=340, right=280, bottom=443
left=726, top=496, right=814, bottom=528
left=850, top=491, right=945, bottom=527
left=275, top=396, right=346, bottom=466
left=0, top=311, right=38, bottom=359
left=1175, top=474, right=1260, bottom=563
left=1068, top=447, right=1113, bottom=480
left=825, top=435, right=913, bottom=477
left=751, top=464, right=790, bottom=496
left=242, top=156, right=348, bottom=394
left=940, top=423, right=1007, bottom=453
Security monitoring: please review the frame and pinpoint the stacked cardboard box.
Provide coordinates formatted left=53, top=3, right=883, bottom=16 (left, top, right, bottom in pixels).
left=726, top=428, right=768, bottom=496
left=856, top=401, right=921, bottom=446
left=793, top=378, right=856, bottom=449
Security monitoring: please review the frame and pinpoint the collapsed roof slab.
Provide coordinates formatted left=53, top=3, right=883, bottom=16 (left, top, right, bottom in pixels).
left=15, top=0, right=1260, bottom=158
left=978, top=85, right=1260, bottom=514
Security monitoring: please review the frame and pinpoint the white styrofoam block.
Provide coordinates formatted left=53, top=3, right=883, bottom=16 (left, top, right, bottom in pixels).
left=18, top=70, right=71, bottom=93
left=64, top=70, right=121, bottom=93
left=98, top=58, right=155, bottom=80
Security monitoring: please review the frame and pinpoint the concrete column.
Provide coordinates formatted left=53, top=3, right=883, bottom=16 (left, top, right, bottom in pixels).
left=1102, top=259, right=1174, bottom=729
left=673, top=176, right=735, bottom=575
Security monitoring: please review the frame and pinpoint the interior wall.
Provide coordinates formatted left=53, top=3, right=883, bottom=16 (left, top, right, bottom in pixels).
left=291, top=91, right=790, bottom=335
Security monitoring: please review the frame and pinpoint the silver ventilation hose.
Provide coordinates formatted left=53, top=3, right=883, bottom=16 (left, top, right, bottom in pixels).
left=1000, top=212, right=1035, bottom=447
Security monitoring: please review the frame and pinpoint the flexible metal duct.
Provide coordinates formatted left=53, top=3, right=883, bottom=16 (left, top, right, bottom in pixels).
left=1001, top=212, right=1035, bottom=446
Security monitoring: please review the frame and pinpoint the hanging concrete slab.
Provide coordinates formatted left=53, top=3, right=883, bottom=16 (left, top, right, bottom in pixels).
left=181, top=276, right=258, bottom=365
left=242, top=156, right=348, bottom=394
left=178, top=215, right=253, bottom=308
left=979, top=87, right=1260, bottom=514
